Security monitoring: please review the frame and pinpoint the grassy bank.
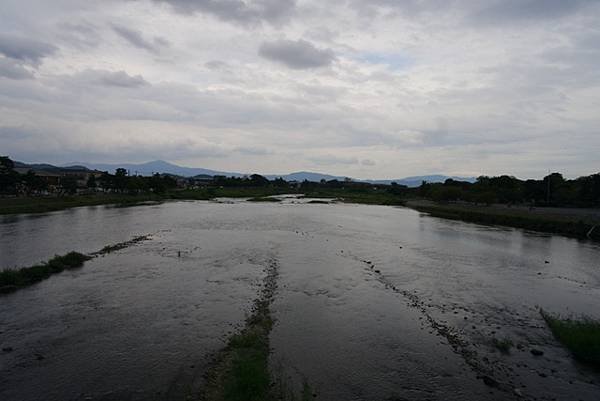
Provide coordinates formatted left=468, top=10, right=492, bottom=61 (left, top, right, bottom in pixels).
left=0, top=252, right=91, bottom=293
left=1, top=235, right=152, bottom=295
left=302, top=188, right=405, bottom=206
left=408, top=201, right=600, bottom=241
left=0, top=194, right=164, bottom=215
left=247, top=197, right=281, bottom=203
left=541, top=310, right=600, bottom=368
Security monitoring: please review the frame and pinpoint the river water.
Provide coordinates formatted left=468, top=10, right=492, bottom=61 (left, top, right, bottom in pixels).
left=1, top=198, right=599, bottom=400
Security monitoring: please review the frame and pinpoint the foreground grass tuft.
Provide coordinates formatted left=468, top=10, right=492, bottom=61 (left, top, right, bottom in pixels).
left=541, top=310, right=600, bottom=368
left=246, top=197, right=281, bottom=203
left=492, top=337, right=513, bottom=354
left=94, top=235, right=151, bottom=255
left=0, top=252, right=91, bottom=293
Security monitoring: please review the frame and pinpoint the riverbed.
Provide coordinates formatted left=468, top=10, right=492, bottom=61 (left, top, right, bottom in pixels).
left=1, top=198, right=599, bottom=400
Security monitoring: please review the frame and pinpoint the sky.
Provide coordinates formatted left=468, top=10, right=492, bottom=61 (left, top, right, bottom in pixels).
left=0, top=0, right=599, bottom=179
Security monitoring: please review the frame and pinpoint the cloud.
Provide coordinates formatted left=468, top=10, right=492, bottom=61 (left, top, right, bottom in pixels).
left=469, top=0, right=595, bottom=24
left=111, top=24, right=168, bottom=53
left=0, top=33, right=57, bottom=66
left=205, top=60, right=230, bottom=70
left=95, top=70, right=148, bottom=88
left=309, top=155, right=360, bottom=166
left=258, top=39, right=335, bottom=69
left=361, top=159, right=376, bottom=166
left=0, top=58, right=33, bottom=80
left=147, top=0, right=296, bottom=26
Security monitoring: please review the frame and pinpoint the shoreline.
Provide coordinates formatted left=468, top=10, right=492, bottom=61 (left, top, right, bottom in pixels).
left=407, top=200, right=600, bottom=242
left=2, top=193, right=599, bottom=243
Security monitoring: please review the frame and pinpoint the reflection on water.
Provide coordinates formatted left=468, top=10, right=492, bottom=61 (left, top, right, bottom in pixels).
left=1, top=199, right=599, bottom=400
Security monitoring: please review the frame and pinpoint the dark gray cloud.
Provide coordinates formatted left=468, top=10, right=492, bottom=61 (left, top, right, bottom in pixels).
left=148, top=0, right=296, bottom=25
left=470, top=0, right=595, bottom=24
left=0, top=33, right=57, bottom=66
left=95, top=70, right=148, bottom=88
left=0, top=58, right=33, bottom=80
left=259, top=39, right=335, bottom=69
left=112, top=24, right=167, bottom=53
left=57, top=22, right=102, bottom=49
left=205, top=60, right=230, bottom=70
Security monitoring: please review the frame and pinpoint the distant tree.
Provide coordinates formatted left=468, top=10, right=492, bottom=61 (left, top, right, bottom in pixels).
left=87, top=174, right=97, bottom=188
left=61, top=176, right=78, bottom=195
left=23, top=171, right=47, bottom=194
left=273, top=177, right=288, bottom=188
left=249, top=174, right=269, bottom=187
left=0, top=156, right=19, bottom=194
left=114, top=168, right=128, bottom=192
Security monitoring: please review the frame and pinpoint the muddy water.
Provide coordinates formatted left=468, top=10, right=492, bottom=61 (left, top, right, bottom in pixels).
left=1, top=199, right=599, bottom=400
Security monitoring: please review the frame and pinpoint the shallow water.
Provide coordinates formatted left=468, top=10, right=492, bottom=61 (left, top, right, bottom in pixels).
left=1, top=199, right=599, bottom=400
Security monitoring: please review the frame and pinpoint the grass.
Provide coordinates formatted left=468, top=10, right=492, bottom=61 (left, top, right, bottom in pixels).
left=201, top=261, right=284, bottom=401
left=94, top=235, right=151, bottom=255
left=541, top=310, right=600, bottom=368
left=492, top=337, right=513, bottom=354
left=247, top=197, right=281, bottom=203
left=0, top=252, right=91, bottom=293
left=302, top=188, right=405, bottom=206
left=1, top=234, right=151, bottom=295
left=0, top=193, right=164, bottom=215
left=408, top=201, right=599, bottom=241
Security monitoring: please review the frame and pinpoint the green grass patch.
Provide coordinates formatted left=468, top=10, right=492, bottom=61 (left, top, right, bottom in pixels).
left=94, top=235, right=151, bottom=255
left=0, top=252, right=91, bottom=293
left=247, top=197, right=281, bottom=203
left=0, top=194, right=165, bottom=215
left=410, top=203, right=598, bottom=241
left=492, top=337, right=513, bottom=354
left=541, top=310, right=600, bottom=368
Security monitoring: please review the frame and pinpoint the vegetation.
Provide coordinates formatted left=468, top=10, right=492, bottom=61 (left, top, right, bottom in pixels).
left=492, top=337, right=513, bottom=354
left=201, top=261, right=280, bottom=401
left=0, top=252, right=91, bottom=293
left=247, top=197, right=281, bottom=202
left=0, top=193, right=164, bottom=215
left=409, top=201, right=599, bottom=240
left=541, top=310, right=600, bottom=368
left=1, top=235, right=152, bottom=295
left=94, top=235, right=152, bottom=255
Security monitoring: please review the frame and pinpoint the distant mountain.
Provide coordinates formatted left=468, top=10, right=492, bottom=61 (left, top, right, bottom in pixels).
left=265, top=171, right=348, bottom=182
left=64, top=160, right=243, bottom=178
left=14, top=161, right=90, bottom=173
left=60, top=160, right=475, bottom=186
left=371, top=175, right=477, bottom=187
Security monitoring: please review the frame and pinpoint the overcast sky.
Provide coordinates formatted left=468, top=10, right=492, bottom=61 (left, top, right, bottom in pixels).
left=1, top=0, right=599, bottom=179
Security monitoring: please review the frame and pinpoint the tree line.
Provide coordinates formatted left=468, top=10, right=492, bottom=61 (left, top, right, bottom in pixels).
left=2, top=156, right=599, bottom=207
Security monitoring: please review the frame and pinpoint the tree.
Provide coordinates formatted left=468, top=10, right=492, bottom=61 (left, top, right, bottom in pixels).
left=87, top=174, right=97, bottom=189
left=61, top=176, right=78, bottom=195
left=0, top=156, right=19, bottom=194
left=23, top=170, right=47, bottom=194
left=114, top=168, right=128, bottom=192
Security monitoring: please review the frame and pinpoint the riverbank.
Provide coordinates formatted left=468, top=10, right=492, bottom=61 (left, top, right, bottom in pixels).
left=0, top=188, right=405, bottom=216
left=407, top=200, right=600, bottom=241
left=0, top=235, right=152, bottom=294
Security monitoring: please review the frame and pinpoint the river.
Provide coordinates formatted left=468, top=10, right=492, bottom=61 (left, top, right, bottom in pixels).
left=1, top=198, right=599, bottom=400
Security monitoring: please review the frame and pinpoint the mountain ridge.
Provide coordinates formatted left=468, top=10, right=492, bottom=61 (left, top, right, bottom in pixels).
left=49, top=160, right=476, bottom=186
